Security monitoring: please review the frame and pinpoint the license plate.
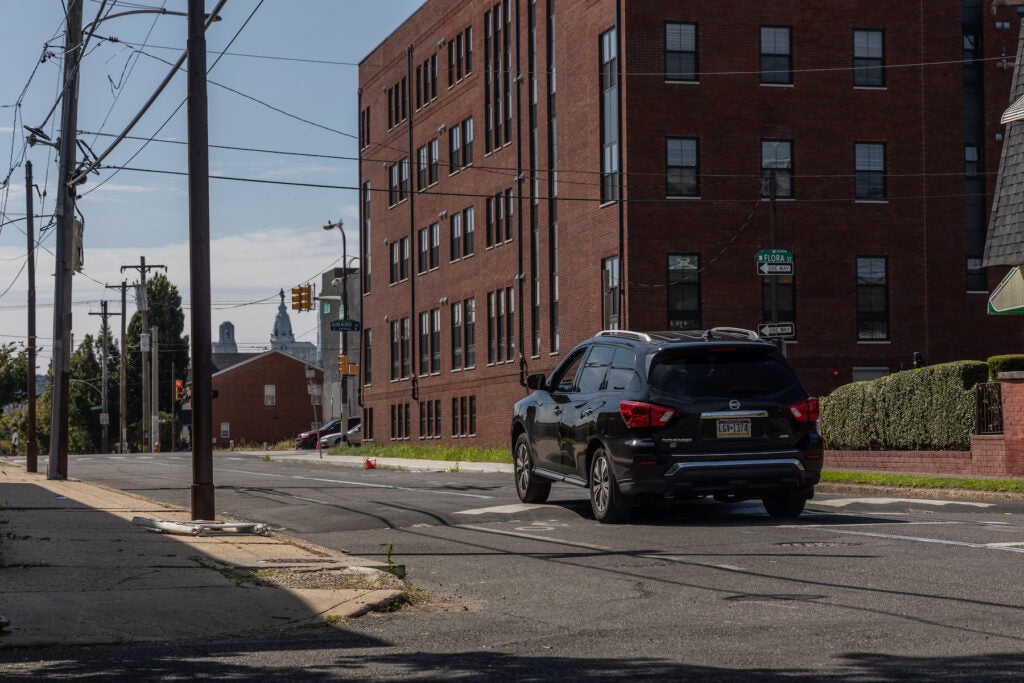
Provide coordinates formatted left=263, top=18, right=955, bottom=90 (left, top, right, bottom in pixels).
left=716, top=418, right=751, bottom=438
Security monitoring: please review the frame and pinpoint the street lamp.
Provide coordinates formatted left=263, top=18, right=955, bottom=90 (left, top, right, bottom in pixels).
left=324, top=219, right=350, bottom=430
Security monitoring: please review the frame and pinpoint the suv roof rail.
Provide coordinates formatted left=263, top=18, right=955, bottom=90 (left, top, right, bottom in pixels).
left=702, top=326, right=762, bottom=342
left=595, top=329, right=654, bottom=342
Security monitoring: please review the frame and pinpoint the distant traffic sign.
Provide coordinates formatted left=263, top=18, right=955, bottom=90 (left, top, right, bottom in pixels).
left=755, top=248, right=794, bottom=276
left=758, top=322, right=796, bottom=338
left=330, top=318, right=361, bottom=332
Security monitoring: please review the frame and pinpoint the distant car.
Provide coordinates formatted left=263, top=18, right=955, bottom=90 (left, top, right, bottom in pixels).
left=295, top=419, right=341, bottom=449
left=319, top=422, right=362, bottom=450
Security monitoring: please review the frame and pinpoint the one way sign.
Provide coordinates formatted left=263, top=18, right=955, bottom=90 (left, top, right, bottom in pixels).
left=758, top=322, right=796, bottom=338
left=757, top=262, right=794, bottom=276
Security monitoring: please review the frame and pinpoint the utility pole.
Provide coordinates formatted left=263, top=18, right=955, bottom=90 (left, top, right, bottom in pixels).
left=121, top=257, right=165, bottom=452
left=88, top=301, right=113, bottom=452
left=150, top=325, right=159, bottom=451
left=188, top=0, right=215, bottom=520
left=48, top=0, right=83, bottom=480
left=106, top=281, right=129, bottom=454
left=25, top=161, right=38, bottom=473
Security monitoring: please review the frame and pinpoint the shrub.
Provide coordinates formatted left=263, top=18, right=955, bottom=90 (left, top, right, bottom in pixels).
left=820, top=360, right=988, bottom=451
left=987, top=354, right=1024, bottom=380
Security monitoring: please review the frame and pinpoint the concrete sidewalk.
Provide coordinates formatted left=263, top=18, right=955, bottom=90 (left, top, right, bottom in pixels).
left=0, top=460, right=407, bottom=648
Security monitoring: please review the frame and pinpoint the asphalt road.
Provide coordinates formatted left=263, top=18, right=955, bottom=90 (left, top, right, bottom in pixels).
left=7, top=451, right=1024, bottom=681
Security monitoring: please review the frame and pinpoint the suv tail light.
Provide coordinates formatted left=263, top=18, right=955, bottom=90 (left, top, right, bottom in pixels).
left=788, top=397, right=820, bottom=423
left=620, top=401, right=675, bottom=429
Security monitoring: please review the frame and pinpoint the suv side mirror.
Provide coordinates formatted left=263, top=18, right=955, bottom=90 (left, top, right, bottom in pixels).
left=526, top=373, right=547, bottom=391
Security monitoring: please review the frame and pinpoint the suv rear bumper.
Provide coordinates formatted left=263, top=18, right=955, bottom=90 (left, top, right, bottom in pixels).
left=618, top=454, right=822, bottom=498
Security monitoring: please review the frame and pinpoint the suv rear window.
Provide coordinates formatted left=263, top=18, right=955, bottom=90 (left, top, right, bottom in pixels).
left=648, top=347, right=800, bottom=399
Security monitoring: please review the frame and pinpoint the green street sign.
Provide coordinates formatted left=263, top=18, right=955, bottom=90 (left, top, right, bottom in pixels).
left=755, top=249, right=794, bottom=276
left=330, top=318, right=361, bottom=332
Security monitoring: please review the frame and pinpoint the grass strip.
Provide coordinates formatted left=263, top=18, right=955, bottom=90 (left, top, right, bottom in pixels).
left=822, top=469, right=1024, bottom=493
left=329, top=443, right=511, bottom=464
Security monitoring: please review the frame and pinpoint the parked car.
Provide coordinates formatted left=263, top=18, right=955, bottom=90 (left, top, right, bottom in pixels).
left=295, top=419, right=341, bottom=449
left=511, top=328, right=823, bottom=523
left=318, top=421, right=361, bottom=449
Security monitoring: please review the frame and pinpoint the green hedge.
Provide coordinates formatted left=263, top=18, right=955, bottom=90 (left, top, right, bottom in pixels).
left=987, top=354, right=1024, bottom=379
left=820, top=361, right=988, bottom=451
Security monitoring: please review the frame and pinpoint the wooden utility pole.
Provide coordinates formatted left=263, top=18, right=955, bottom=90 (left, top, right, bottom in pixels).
left=48, top=0, right=82, bottom=479
left=25, top=161, right=37, bottom=472
left=121, top=257, right=165, bottom=452
left=106, top=281, right=129, bottom=454
left=89, top=301, right=114, bottom=452
left=188, top=0, right=215, bottom=519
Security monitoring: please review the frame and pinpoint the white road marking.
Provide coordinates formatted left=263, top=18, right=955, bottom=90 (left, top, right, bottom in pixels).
left=145, top=461, right=496, bottom=499
left=455, top=503, right=546, bottom=515
left=825, top=528, right=1024, bottom=553
left=460, top=524, right=613, bottom=551
left=985, top=542, right=1024, bottom=548
left=815, top=497, right=993, bottom=509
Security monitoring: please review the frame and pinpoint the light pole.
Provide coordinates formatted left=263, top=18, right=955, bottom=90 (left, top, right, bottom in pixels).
left=324, top=219, right=349, bottom=429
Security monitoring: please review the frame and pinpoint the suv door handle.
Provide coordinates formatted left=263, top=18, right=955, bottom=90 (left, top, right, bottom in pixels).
left=581, top=408, right=594, bottom=418
left=553, top=407, right=563, bottom=416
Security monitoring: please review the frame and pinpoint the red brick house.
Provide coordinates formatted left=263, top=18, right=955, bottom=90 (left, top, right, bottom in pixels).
left=209, top=350, right=323, bottom=447
left=358, top=0, right=1024, bottom=449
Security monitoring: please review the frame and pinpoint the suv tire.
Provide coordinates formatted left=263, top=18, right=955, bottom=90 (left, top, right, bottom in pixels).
left=514, top=433, right=551, bottom=503
left=590, top=447, right=629, bottom=524
left=762, top=490, right=808, bottom=519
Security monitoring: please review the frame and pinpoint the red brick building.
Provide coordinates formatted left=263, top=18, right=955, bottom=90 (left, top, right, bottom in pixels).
left=358, top=0, right=1024, bottom=449
left=209, top=350, right=322, bottom=448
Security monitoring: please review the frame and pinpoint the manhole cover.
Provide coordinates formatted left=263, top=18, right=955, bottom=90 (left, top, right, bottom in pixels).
left=776, top=541, right=860, bottom=547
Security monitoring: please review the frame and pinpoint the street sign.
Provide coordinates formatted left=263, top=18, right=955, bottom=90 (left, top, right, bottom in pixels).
left=755, top=248, right=794, bottom=276
left=758, top=322, right=796, bottom=338
left=988, top=266, right=1024, bottom=314
left=100, top=412, right=109, bottom=426
left=330, top=318, right=361, bottom=332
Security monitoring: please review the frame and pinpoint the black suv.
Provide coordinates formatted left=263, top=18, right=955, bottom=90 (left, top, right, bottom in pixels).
left=510, top=328, right=823, bottom=523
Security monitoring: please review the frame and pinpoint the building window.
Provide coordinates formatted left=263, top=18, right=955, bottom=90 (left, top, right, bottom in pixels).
left=363, top=328, right=372, bottom=385
left=602, top=255, right=620, bottom=330
left=487, top=192, right=510, bottom=247
left=387, top=78, right=407, bottom=129
left=401, top=317, right=411, bottom=379
left=418, top=227, right=429, bottom=274
left=359, top=107, right=371, bottom=149
left=400, top=157, right=410, bottom=200
left=967, top=257, right=987, bottom=292
left=668, top=253, right=700, bottom=330
left=667, top=137, right=699, bottom=197
left=430, top=222, right=440, bottom=269
left=856, top=256, right=889, bottom=340
left=449, top=125, right=462, bottom=173
left=419, top=311, right=431, bottom=376
left=389, top=241, right=399, bottom=284
left=965, top=145, right=980, bottom=177
left=761, top=140, right=793, bottom=199
left=487, top=289, right=513, bottom=364
left=599, top=27, right=620, bottom=203
left=220, top=422, right=230, bottom=439
left=665, top=22, right=697, bottom=81
left=463, top=118, right=474, bottom=165
left=452, top=300, right=464, bottom=369
left=417, top=145, right=428, bottom=192
left=855, top=142, right=887, bottom=200
left=400, top=236, right=410, bottom=280
left=464, top=206, right=475, bottom=255
left=449, top=26, right=473, bottom=86
left=388, top=164, right=399, bottom=207
left=390, top=403, right=411, bottom=440
left=362, top=182, right=371, bottom=294
left=450, top=212, right=462, bottom=261
left=263, top=384, right=276, bottom=407
left=363, top=406, right=374, bottom=442
left=429, top=138, right=439, bottom=185
left=451, top=396, right=477, bottom=436
left=760, top=26, right=792, bottom=85
left=853, top=29, right=884, bottom=87
left=390, top=319, right=401, bottom=380
left=465, top=297, right=476, bottom=367
left=762, top=274, right=795, bottom=326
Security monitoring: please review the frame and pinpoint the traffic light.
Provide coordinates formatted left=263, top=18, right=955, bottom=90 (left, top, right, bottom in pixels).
left=175, top=379, right=184, bottom=402
left=290, top=284, right=313, bottom=311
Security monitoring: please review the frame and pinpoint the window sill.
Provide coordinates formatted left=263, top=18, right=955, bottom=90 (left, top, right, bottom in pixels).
left=854, top=199, right=889, bottom=204
left=857, top=340, right=891, bottom=345
left=664, top=79, right=700, bottom=85
left=853, top=85, right=887, bottom=91
left=760, top=82, right=794, bottom=88
left=666, top=195, right=701, bottom=200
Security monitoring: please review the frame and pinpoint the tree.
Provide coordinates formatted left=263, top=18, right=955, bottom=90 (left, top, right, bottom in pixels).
left=124, top=274, right=189, bottom=442
left=68, top=334, right=102, bottom=452
left=0, top=342, right=30, bottom=408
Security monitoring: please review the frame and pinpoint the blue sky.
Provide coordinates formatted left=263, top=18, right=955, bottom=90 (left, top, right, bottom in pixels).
left=0, top=0, right=423, bottom=364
